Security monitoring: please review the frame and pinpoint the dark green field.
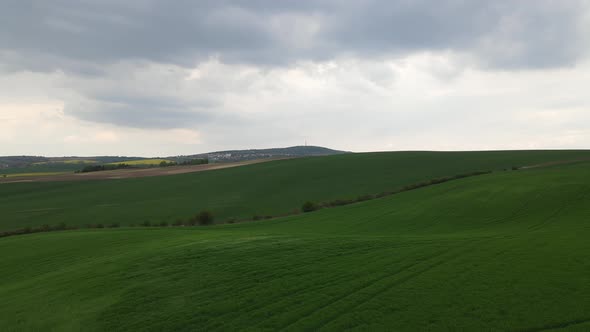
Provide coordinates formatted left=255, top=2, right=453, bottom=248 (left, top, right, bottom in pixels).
left=1, top=152, right=590, bottom=330
left=1, top=150, right=590, bottom=231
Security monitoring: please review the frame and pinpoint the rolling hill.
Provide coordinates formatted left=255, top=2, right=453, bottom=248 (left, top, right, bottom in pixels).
left=1, top=157, right=590, bottom=330
left=183, top=145, right=348, bottom=162
left=2, top=150, right=590, bottom=231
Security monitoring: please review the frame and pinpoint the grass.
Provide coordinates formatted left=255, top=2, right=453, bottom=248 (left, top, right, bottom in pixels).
left=4, top=171, right=68, bottom=178
left=1, top=150, right=590, bottom=231
left=32, top=159, right=98, bottom=165
left=1, top=160, right=590, bottom=330
left=0, top=163, right=83, bottom=175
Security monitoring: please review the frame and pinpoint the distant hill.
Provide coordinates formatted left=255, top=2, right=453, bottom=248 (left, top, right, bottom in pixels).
left=178, top=146, right=349, bottom=162
left=0, top=156, right=147, bottom=175
left=0, top=146, right=347, bottom=174
left=0, top=156, right=48, bottom=168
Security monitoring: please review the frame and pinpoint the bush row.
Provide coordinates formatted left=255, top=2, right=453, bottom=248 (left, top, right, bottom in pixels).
left=2, top=170, right=493, bottom=238
left=0, top=211, right=215, bottom=239
left=0, top=223, right=79, bottom=238
left=301, top=170, right=493, bottom=213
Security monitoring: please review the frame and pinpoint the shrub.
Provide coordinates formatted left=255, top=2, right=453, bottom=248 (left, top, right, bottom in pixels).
left=376, top=191, right=392, bottom=198
left=109, top=222, right=120, bottom=228
left=356, top=194, right=374, bottom=202
left=302, top=201, right=319, bottom=213
left=325, top=199, right=353, bottom=207
left=159, top=221, right=168, bottom=227
left=173, top=219, right=184, bottom=226
left=186, top=217, right=197, bottom=226
left=142, top=220, right=151, bottom=227
left=96, top=223, right=104, bottom=229
left=197, top=210, right=214, bottom=225
left=252, top=215, right=262, bottom=221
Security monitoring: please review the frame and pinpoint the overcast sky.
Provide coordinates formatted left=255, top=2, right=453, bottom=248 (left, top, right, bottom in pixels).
left=2, top=0, right=590, bottom=156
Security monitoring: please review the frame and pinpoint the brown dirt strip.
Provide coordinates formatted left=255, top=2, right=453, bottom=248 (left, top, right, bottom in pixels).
left=0, top=158, right=287, bottom=183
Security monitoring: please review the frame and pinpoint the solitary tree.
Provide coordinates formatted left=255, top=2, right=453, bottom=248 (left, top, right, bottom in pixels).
left=302, top=201, right=319, bottom=213
left=197, top=210, right=214, bottom=225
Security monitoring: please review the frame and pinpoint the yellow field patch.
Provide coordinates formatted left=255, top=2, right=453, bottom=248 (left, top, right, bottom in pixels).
left=62, top=159, right=98, bottom=164
left=108, top=159, right=173, bottom=166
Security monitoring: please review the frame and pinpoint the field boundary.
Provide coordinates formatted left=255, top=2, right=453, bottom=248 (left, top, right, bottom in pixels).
left=0, top=168, right=495, bottom=239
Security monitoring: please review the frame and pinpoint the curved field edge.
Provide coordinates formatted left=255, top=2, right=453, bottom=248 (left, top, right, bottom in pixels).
left=1, top=162, right=590, bottom=330
left=1, top=150, right=590, bottom=231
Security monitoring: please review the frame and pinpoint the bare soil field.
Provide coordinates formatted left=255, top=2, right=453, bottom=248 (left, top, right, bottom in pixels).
left=0, top=159, right=281, bottom=183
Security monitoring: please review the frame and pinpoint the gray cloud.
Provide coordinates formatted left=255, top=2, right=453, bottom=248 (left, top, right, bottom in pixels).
left=73, top=98, right=213, bottom=129
left=65, top=101, right=212, bottom=129
left=2, top=0, right=590, bottom=145
left=1, top=0, right=588, bottom=72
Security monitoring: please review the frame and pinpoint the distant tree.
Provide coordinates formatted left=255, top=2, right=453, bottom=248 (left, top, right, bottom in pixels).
left=180, top=158, right=208, bottom=166
left=356, top=194, right=374, bottom=202
left=302, top=201, right=319, bottom=213
left=186, top=217, right=197, bottom=226
left=197, top=210, right=214, bottom=225
left=79, top=163, right=130, bottom=173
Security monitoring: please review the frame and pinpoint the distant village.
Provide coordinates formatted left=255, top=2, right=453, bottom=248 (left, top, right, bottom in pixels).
left=207, top=152, right=277, bottom=162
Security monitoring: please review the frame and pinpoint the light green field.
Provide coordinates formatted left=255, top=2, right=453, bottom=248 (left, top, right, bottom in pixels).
left=4, top=171, right=68, bottom=178
left=32, top=159, right=98, bottom=165
left=1, top=159, right=590, bottom=331
left=1, top=150, right=590, bottom=231
left=108, top=158, right=172, bottom=166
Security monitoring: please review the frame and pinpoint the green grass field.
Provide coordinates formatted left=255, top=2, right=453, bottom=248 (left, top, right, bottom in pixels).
left=4, top=171, right=68, bottom=178
left=1, top=157, right=590, bottom=330
left=0, top=157, right=149, bottom=176
left=0, top=163, right=83, bottom=175
left=32, top=159, right=98, bottom=165
left=1, top=150, right=590, bottom=231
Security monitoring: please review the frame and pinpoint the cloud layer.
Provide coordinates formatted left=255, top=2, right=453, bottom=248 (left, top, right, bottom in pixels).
left=3, top=1, right=588, bottom=70
left=1, top=0, right=589, bottom=155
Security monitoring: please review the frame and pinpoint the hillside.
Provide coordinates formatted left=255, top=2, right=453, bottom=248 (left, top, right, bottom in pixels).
left=0, top=146, right=345, bottom=176
left=2, top=150, right=590, bottom=231
left=179, top=145, right=347, bottom=162
left=1, top=159, right=590, bottom=330
left=0, top=156, right=146, bottom=175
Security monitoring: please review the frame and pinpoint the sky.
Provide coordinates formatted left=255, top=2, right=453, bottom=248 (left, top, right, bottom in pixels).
left=1, top=0, right=590, bottom=157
